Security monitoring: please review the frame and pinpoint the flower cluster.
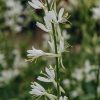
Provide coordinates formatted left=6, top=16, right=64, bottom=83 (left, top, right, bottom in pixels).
left=27, top=0, right=70, bottom=99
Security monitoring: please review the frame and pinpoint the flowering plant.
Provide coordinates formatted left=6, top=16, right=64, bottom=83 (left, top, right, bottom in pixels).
left=27, top=0, right=70, bottom=99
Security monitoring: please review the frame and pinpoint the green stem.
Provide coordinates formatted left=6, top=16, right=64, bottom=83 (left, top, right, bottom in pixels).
left=52, top=23, right=60, bottom=99
left=45, top=0, right=60, bottom=99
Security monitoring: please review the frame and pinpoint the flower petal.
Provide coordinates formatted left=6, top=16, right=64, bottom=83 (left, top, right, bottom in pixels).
left=58, top=8, right=64, bottom=22
left=36, top=22, right=50, bottom=32
left=45, top=67, right=55, bottom=79
left=28, top=1, right=41, bottom=9
left=37, top=76, right=51, bottom=82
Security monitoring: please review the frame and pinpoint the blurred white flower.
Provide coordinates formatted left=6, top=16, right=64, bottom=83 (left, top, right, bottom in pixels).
left=0, top=69, right=19, bottom=85
left=6, top=0, right=23, bottom=16
left=14, top=25, right=22, bottom=32
left=62, top=79, right=70, bottom=88
left=84, top=60, right=96, bottom=82
left=28, top=0, right=44, bottom=9
left=95, top=46, right=100, bottom=54
left=59, top=96, right=68, bottom=100
left=13, top=50, right=28, bottom=69
left=27, top=46, right=58, bottom=61
left=30, top=82, right=56, bottom=100
left=71, top=90, right=79, bottom=98
left=71, top=87, right=83, bottom=98
left=0, top=54, right=6, bottom=68
left=84, top=60, right=91, bottom=74
left=72, top=68, right=84, bottom=81
left=5, top=0, right=23, bottom=33
left=97, top=86, right=100, bottom=94
left=92, top=6, right=100, bottom=20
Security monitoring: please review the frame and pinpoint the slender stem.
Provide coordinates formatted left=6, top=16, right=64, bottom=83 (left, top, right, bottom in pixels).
left=52, top=23, right=60, bottom=99
left=45, top=0, right=60, bottom=99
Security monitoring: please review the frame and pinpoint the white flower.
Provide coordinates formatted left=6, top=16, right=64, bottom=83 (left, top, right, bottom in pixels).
left=59, top=96, right=68, bottom=100
left=36, top=16, right=52, bottom=32
left=37, top=66, right=55, bottom=82
left=58, top=8, right=68, bottom=23
left=37, top=66, right=65, bottom=93
left=26, top=46, right=58, bottom=61
left=30, top=82, right=56, bottom=100
left=45, top=8, right=68, bottom=24
left=28, top=0, right=44, bottom=9
left=92, top=6, right=100, bottom=20
left=36, top=8, right=68, bottom=32
left=30, top=82, right=46, bottom=96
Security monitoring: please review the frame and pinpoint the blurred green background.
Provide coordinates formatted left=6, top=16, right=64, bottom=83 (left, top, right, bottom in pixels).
left=0, top=0, right=100, bottom=100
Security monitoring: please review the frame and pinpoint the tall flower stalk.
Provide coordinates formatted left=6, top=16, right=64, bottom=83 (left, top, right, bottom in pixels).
left=52, top=20, right=60, bottom=99
left=45, top=0, right=60, bottom=98
left=27, top=0, right=70, bottom=99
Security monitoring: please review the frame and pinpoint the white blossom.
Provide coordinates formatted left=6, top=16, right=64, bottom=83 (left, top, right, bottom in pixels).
left=30, top=82, right=56, bottom=100
left=37, top=66, right=65, bottom=93
left=30, top=82, right=46, bottom=96
left=59, top=96, right=68, bottom=100
left=36, top=16, right=52, bottom=32
left=28, top=0, right=44, bottom=9
left=37, top=66, right=55, bottom=82
left=27, top=46, right=58, bottom=61
left=45, top=8, right=68, bottom=24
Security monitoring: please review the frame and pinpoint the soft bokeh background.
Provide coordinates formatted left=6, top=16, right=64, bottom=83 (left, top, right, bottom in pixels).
left=0, top=0, right=100, bottom=100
